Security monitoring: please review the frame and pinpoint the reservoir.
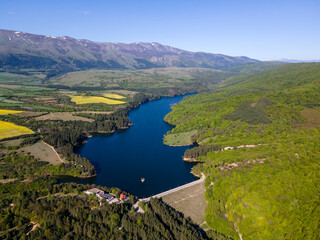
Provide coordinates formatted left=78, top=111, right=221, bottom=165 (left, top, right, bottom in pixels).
left=73, top=94, right=197, bottom=197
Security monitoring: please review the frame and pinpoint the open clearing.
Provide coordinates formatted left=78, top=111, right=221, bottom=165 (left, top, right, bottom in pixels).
left=50, top=68, right=230, bottom=91
left=15, top=111, right=46, bottom=117
left=0, top=109, right=24, bottom=115
left=0, top=178, right=17, bottom=184
left=20, top=141, right=63, bottom=165
left=103, top=93, right=125, bottom=99
left=70, top=95, right=126, bottom=105
left=107, top=90, right=137, bottom=97
left=0, top=138, right=24, bottom=147
left=34, top=97, right=57, bottom=104
left=300, top=108, right=320, bottom=128
left=163, top=130, right=198, bottom=146
left=0, top=84, right=21, bottom=89
left=73, top=111, right=113, bottom=114
left=35, top=112, right=94, bottom=122
left=162, top=181, right=206, bottom=225
left=0, top=121, right=34, bottom=140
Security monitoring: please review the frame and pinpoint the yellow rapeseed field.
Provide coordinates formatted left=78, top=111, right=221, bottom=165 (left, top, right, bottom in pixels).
left=103, top=93, right=125, bottom=99
left=0, top=121, right=34, bottom=140
left=0, top=109, right=24, bottom=115
left=70, top=95, right=126, bottom=105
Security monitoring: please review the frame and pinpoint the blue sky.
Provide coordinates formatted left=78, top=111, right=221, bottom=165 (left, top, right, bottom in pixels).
left=1, top=0, right=319, bottom=60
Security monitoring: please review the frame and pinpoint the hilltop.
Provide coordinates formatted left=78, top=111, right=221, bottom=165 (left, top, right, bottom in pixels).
left=0, top=29, right=283, bottom=76
left=164, top=63, right=320, bottom=239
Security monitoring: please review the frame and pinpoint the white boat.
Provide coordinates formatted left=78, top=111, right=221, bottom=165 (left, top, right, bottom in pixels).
left=141, top=178, right=145, bottom=183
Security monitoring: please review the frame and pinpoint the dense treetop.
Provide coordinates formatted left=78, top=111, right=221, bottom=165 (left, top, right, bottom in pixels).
left=164, top=63, right=320, bottom=239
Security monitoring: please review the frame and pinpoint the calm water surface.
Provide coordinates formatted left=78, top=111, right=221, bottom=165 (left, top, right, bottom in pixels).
left=71, top=95, right=197, bottom=197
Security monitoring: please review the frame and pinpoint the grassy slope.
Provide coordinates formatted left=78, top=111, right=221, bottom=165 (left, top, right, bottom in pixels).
left=164, top=63, right=320, bottom=239
left=49, top=67, right=238, bottom=94
left=163, top=130, right=197, bottom=146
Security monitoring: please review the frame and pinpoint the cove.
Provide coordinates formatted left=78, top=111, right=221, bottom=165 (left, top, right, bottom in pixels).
left=71, top=94, right=198, bottom=198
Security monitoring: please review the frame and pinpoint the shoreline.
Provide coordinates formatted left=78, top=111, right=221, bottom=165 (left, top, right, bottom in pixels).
left=72, top=92, right=199, bottom=189
left=183, top=157, right=198, bottom=162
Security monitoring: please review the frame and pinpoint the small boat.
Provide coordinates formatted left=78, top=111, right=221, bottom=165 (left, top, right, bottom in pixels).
left=141, top=178, right=145, bottom=183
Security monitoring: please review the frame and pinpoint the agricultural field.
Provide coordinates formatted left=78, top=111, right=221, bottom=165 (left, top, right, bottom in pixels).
left=0, top=109, right=24, bottom=115
left=69, top=95, right=126, bottom=105
left=73, top=111, right=113, bottom=114
left=14, top=111, right=46, bottom=117
left=106, top=89, right=137, bottom=97
left=0, top=120, right=34, bottom=140
left=103, top=93, right=125, bottom=99
left=35, top=112, right=94, bottom=122
left=0, top=72, right=40, bottom=85
left=0, top=138, right=24, bottom=147
left=163, top=130, right=198, bottom=146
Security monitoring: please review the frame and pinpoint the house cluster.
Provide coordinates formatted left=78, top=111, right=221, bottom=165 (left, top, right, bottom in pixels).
left=84, top=188, right=129, bottom=204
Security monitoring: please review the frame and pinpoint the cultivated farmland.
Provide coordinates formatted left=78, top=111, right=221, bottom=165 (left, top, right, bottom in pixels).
left=0, top=109, right=24, bottom=115
left=103, top=93, right=125, bottom=99
left=0, top=121, right=34, bottom=140
left=70, top=95, right=126, bottom=105
left=35, top=112, right=94, bottom=122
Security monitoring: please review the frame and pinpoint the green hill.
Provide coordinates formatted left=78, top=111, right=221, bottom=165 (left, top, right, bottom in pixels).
left=164, top=63, right=320, bottom=239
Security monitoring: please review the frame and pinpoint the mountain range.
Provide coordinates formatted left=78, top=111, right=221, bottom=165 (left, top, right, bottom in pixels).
left=0, top=29, right=260, bottom=74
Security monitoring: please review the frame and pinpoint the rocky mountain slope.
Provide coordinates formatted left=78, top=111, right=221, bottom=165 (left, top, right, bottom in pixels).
left=0, top=29, right=259, bottom=73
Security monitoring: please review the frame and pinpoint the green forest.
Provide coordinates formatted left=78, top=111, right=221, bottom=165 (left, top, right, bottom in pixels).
left=164, top=63, right=320, bottom=239
left=0, top=71, right=211, bottom=239
left=0, top=178, right=207, bottom=239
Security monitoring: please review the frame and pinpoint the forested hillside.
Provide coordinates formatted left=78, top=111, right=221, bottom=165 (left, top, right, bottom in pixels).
left=0, top=179, right=207, bottom=239
left=164, top=63, right=320, bottom=239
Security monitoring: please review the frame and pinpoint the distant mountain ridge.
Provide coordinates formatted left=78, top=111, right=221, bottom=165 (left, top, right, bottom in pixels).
left=0, top=29, right=259, bottom=73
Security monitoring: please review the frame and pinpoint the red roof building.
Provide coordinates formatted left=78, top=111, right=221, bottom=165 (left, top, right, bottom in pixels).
left=120, top=193, right=126, bottom=200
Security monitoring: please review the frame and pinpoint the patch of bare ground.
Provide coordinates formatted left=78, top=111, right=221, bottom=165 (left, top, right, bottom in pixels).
left=106, top=90, right=137, bottom=97
left=26, top=222, right=40, bottom=236
left=198, top=138, right=211, bottom=145
left=300, top=108, right=320, bottom=128
left=34, top=97, right=57, bottom=104
left=0, top=178, right=17, bottom=183
left=162, top=181, right=206, bottom=225
left=36, top=192, right=78, bottom=201
left=0, top=84, right=21, bottom=89
left=19, top=141, right=63, bottom=165
left=15, top=111, right=47, bottom=117
left=35, top=112, right=94, bottom=122
left=73, top=111, right=113, bottom=114
left=0, top=138, right=24, bottom=147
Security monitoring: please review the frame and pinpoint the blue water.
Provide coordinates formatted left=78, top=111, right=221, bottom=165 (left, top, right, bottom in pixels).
left=71, top=95, right=197, bottom=197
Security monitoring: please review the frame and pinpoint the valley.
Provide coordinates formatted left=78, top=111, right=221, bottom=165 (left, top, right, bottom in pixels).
left=0, top=29, right=319, bottom=240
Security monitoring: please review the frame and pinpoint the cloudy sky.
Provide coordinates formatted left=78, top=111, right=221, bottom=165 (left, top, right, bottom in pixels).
left=1, top=0, right=319, bottom=60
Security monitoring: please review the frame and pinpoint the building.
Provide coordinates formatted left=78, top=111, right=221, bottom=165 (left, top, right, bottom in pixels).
left=84, top=188, right=104, bottom=196
left=103, top=193, right=115, bottom=202
left=84, top=188, right=117, bottom=203
left=120, top=193, right=126, bottom=200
